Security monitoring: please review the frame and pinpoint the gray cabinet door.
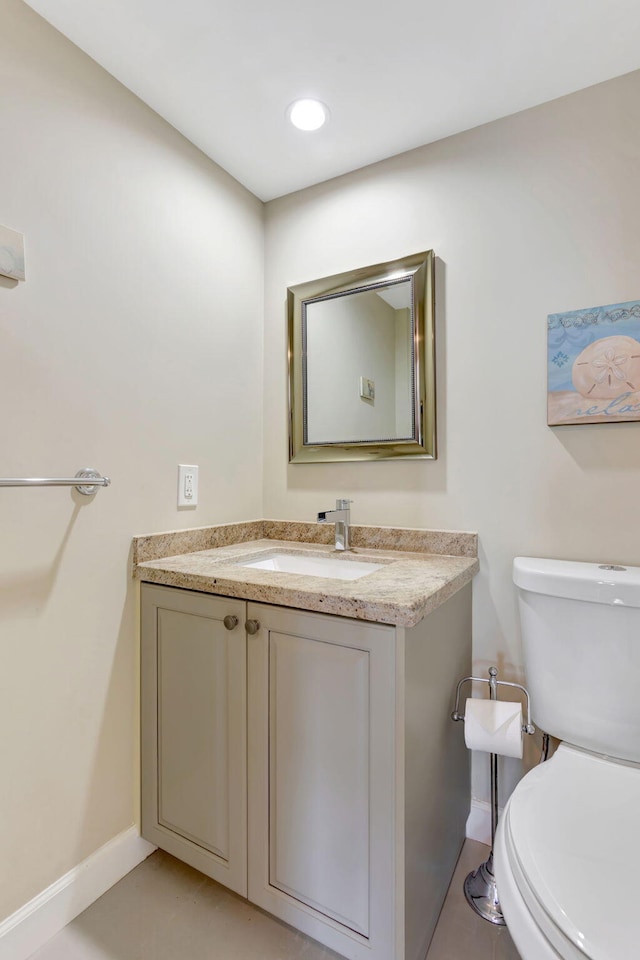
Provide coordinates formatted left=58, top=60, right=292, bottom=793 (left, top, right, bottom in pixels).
left=246, top=602, right=398, bottom=960
left=141, top=583, right=247, bottom=895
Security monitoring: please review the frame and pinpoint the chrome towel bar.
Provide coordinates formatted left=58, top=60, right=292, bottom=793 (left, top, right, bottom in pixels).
left=0, top=468, right=111, bottom=496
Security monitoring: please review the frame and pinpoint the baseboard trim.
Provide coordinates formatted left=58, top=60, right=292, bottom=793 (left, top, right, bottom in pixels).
left=0, top=826, right=156, bottom=960
left=465, top=799, right=503, bottom=846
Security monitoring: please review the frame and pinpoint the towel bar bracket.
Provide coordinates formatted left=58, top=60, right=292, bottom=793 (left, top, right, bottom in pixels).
left=74, top=468, right=111, bottom=495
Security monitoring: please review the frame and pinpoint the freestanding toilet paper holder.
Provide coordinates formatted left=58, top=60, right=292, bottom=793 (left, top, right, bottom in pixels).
left=451, top=667, right=535, bottom=925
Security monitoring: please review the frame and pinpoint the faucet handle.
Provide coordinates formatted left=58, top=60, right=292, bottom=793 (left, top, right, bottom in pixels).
left=335, top=498, right=353, bottom=510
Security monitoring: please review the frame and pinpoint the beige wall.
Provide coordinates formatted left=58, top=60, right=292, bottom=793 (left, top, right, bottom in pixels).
left=264, top=70, right=640, bottom=802
left=0, top=0, right=263, bottom=920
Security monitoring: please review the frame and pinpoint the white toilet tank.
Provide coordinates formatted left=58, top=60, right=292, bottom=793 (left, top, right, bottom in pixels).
left=514, top=557, right=640, bottom=764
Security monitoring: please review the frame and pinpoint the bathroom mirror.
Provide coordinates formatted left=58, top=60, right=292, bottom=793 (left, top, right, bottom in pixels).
left=288, top=250, right=436, bottom=462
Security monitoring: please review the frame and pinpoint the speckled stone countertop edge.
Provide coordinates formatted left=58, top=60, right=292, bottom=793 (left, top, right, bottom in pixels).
left=134, top=534, right=479, bottom=627
left=132, top=519, right=477, bottom=565
left=135, top=563, right=477, bottom=627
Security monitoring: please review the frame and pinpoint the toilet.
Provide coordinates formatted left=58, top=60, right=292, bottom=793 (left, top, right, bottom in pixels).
left=494, top=557, right=640, bottom=960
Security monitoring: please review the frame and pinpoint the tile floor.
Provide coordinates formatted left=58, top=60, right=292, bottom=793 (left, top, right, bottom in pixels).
left=426, top=841, right=520, bottom=960
left=31, top=840, right=520, bottom=960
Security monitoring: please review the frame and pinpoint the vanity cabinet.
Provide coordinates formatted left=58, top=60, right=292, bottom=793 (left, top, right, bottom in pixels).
left=141, top=581, right=471, bottom=960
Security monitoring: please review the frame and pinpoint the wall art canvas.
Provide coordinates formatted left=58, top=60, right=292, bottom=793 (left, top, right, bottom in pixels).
left=0, top=224, right=25, bottom=281
left=547, top=299, right=640, bottom=425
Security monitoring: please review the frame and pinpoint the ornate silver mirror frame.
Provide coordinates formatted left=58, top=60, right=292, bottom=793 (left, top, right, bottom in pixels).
left=288, top=250, right=436, bottom=462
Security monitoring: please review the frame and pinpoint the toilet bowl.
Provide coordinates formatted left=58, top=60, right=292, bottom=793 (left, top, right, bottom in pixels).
left=493, top=557, right=640, bottom=960
left=495, top=744, right=640, bottom=959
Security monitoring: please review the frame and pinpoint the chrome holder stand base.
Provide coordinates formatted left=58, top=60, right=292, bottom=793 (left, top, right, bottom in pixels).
left=463, top=852, right=506, bottom=926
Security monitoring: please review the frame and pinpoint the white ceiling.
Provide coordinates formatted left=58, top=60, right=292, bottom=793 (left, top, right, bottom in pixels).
left=24, top=0, right=640, bottom=201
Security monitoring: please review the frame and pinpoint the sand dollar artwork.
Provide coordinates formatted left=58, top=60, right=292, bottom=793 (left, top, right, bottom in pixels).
left=572, top=335, right=640, bottom=399
left=548, top=300, right=640, bottom=424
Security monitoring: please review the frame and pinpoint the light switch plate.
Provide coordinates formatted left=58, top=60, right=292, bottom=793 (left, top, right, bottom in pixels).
left=178, top=464, right=198, bottom=507
left=0, top=224, right=25, bottom=281
left=359, top=376, right=375, bottom=401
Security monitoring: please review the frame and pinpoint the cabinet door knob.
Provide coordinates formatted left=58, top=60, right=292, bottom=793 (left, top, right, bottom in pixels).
left=223, top=615, right=239, bottom=631
left=245, top=619, right=260, bottom=635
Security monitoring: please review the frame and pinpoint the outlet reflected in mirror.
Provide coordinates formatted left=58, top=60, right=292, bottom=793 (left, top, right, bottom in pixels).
left=288, top=251, right=436, bottom=462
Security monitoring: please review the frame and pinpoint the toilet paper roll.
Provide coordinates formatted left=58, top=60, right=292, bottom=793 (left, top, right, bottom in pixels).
left=464, top=698, right=523, bottom=759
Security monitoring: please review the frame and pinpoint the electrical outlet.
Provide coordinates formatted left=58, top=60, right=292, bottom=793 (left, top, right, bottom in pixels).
left=178, top=464, right=198, bottom=507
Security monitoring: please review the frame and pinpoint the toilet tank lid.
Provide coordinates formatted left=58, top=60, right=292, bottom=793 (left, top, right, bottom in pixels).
left=513, top=557, right=640, bottom=607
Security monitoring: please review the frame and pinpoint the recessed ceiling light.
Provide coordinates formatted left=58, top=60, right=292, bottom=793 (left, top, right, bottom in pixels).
left=287, top=99, right=329, bottom=132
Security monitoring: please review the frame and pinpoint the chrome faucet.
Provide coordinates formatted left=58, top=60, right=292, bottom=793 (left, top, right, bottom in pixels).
left=317, top=498, right=352, bottom=551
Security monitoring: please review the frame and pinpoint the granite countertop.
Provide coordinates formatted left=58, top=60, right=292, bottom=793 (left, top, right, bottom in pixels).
left=133, top=520, right=479, bottom=627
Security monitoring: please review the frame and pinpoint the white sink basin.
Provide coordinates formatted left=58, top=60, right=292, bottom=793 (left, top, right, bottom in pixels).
left=237, top=552, right=382, bottom=581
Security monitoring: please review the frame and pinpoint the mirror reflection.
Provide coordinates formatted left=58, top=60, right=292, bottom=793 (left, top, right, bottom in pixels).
left=304, top=279, right=414, bottom=444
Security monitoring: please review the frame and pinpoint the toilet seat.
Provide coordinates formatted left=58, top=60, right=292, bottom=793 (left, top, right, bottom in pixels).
left=497, top=743, right=640, bottom=960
